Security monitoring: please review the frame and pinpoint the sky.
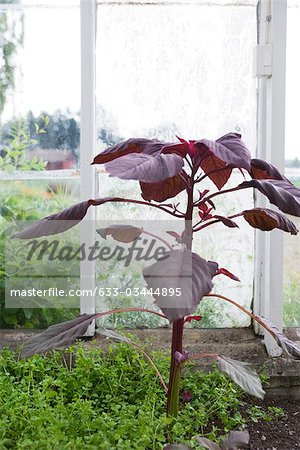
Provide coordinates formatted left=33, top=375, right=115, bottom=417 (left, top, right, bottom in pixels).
left=1, top=0, right=299, bottom=159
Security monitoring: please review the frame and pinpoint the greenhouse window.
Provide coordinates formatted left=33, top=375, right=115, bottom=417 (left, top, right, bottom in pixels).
left=0, top=0, right=297, bottom=357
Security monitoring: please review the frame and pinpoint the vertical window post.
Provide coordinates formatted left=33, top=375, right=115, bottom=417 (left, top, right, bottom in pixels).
left=254, top=0, right=287, bottom=355
left=80, top=0, right=97, bottom=333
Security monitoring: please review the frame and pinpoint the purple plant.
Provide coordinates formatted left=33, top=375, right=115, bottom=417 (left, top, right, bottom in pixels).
left=14, top=133, right=300, bottom=417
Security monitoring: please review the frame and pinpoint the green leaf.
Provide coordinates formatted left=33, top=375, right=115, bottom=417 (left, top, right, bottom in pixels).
left=2, top=310, right=19, bottom=325
left=24, top=309, right=34, bottom=319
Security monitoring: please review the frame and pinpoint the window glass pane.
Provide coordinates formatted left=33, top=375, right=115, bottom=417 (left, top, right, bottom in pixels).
left=96, top=1, right=257, bottom=327
left=284, top=0, right=300, bottom=327
left=0, top=1, right=80, bottom=171
left=0, top=1, right=81, bottom=328
left=21, top=0, right=79, bottom=5
left=0, top=178, right=81, bottom=329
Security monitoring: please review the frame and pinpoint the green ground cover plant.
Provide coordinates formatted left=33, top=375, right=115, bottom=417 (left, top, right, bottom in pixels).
left=0, top=343, right=283, bottom=450
left=0, top=180, right=80, bottom=328
left=0, top=117, right=80, bottom=327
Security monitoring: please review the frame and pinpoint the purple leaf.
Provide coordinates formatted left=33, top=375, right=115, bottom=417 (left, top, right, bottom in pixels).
left=140, top=173, right=186, bottom=202
left=97, top=224, right=143, bottom=243
left=196, top=150, right=232, bottom=190
left=105, top=153, right=184, bottom=183
left=196, top=431, right=250, bottom=450
left=96, top=328, right=131, bottom=343
left=199, top=189, right=210, bottom=200
left=215, top=268, right=240, bottom=282
left=143, top=248, right=217, bottom=322
left=206, top=198, right=216, bottom=210
left=163, top=446, right=192, bottom=450
left=215, top=133, right=251, bottom=169
left=195, top=437, right=221, bottom=450
left=242, top=208, right=298, bottom=234
left=162, top=141, right=189, bottom=157
left=217, top=355, right=265, bottom=399
left=182, top=390, right=192, bottom=402
left=250, top=158, right=289, bottom=181
left=184, top=315, right=202, bottom=323
left=194, top=133, right=251, bottom=189
left=174, top=350, right=189, bottom=363
left=214, top=215, right=239, bottom=228
left=239, top=179, right=300, bottom=217
left=92, top=138, right=166, bottom=164
left=92, top=137, right=189, bottom=165
left=13, top=198, right=110, bottom=239
left=259, top=317, right=300, bottom=359
left=21, top=314, right=97, bottom=357
left=221, top=431, right=250, bottom=449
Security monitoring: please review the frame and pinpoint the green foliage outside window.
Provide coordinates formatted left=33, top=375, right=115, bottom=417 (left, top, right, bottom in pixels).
left=0, top=119, right=46, bottom=172
left=0, top=0, right=23, bottom=115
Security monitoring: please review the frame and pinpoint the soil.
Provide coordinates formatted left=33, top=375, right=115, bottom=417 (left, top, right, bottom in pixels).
left=248, top=398, right=300, bottom=450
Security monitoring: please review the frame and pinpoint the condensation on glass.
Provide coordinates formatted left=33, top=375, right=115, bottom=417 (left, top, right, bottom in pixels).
left=0, top=0, right=81, bottom=210
left=0, top=0, right=80, bottom=172
left=96, top=0, right=257, bottom=327
left=0, top=1, right=81, bottom=329
left=283, top=0, right=300, bottom=327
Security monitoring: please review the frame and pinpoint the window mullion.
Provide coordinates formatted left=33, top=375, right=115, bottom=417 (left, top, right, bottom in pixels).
left=254, top=0, right=287, bottom=355
left=80, top=0, right=97, bottom=333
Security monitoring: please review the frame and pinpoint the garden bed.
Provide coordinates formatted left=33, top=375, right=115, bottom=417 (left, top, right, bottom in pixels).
left=0, top=327, right=300, bottom=449
left=247, top=398, right=300, bottom=449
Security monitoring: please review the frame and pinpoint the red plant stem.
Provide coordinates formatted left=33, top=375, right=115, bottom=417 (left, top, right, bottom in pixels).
left=142, top=230, right=173, bottom=251
left=192, top=218, right=205, bottom=230
left=193, top=212, right=243, bottom=232
left=94, top=197, right=184, bottom=218
left=166, top=318, right=184, bottom=415
left=166, top=171, right=195, bottom=416
left=227, top=213, right=244, bottom=219
left=203, top=185, right=246, bottom=202
left=184, top=155, right=194, bottom=171
left=193, top=185, right=247, bottom=209
left=178, top=170, right=190, bottom=188
left=193, top=218, right=221, bottom=232
left=204, top=294, right=276, bottom=339
left=95, top=307, right=167, bottom=321
left=128, top=340, right=168, bottom=392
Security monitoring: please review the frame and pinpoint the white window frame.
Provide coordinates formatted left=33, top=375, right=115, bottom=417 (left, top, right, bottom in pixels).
left=80, top=0, right=97, bottom=334
left=79, top=0, right=289, bottom=351
left=253, top=0, right=287, bottom=355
